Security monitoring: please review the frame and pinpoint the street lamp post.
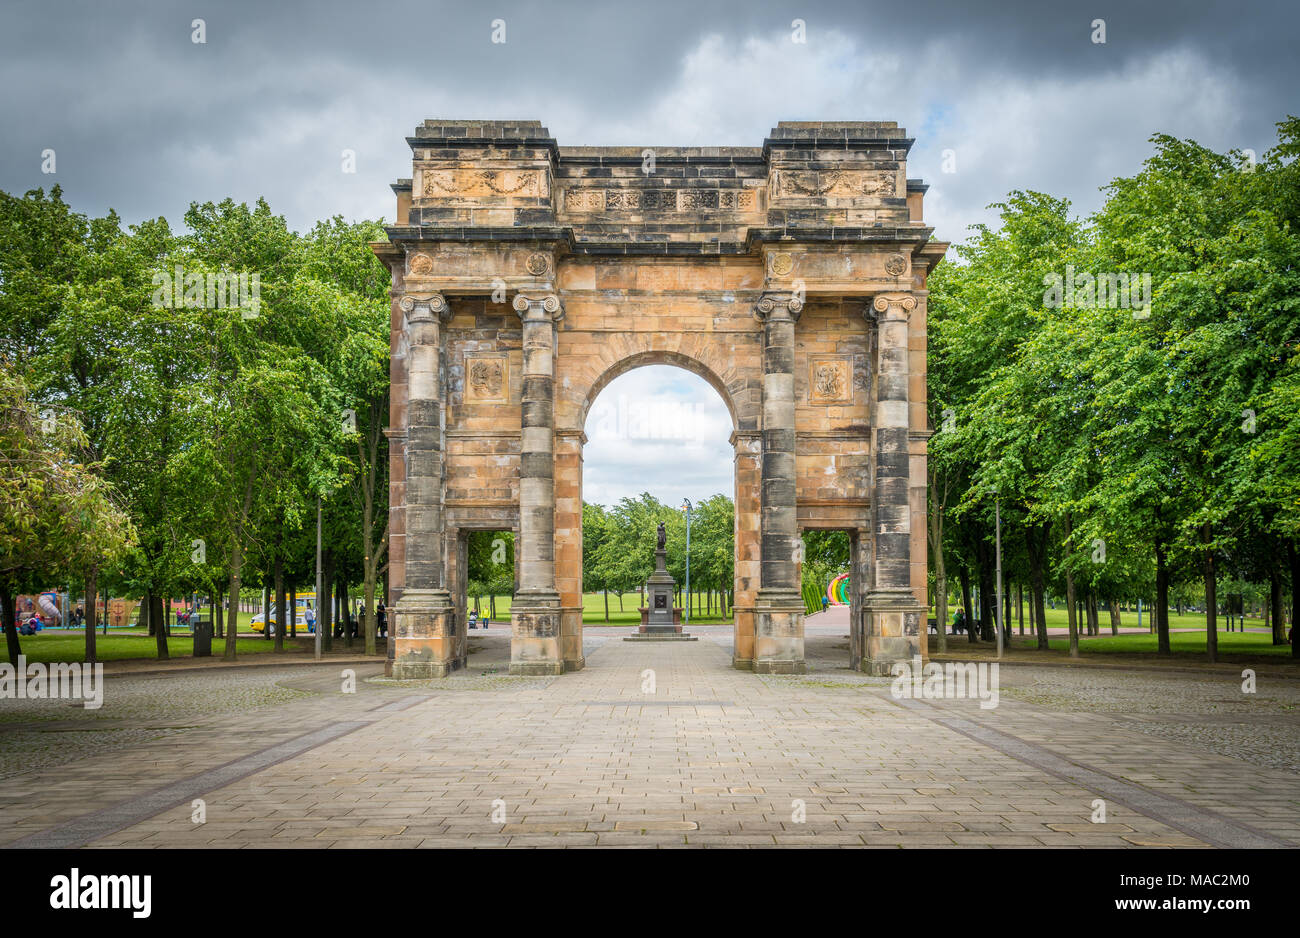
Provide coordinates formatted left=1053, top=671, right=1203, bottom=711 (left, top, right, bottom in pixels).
left=680, top=499, right=692, bottom=626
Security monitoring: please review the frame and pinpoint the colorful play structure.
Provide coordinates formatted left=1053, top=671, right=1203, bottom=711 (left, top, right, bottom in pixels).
left=826, top=573, right=850, bottom=606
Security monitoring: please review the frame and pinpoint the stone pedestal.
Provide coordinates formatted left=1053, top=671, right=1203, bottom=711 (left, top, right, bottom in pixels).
left=391, top=588, right=460, bottom=678
left=625, top=549, right=695, bottom=641
left=753, top=587, right=807, bottom=673
left=509, top=589, right=564, bottom=675
left=861, top=589, right=924, bottom=676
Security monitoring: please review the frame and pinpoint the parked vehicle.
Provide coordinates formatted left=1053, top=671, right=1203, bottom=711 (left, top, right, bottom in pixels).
left=250, top=602, right=311, bottom=634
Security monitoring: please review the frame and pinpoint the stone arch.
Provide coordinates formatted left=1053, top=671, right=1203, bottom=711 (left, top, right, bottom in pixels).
left=555, top=331, right=762, bottom=435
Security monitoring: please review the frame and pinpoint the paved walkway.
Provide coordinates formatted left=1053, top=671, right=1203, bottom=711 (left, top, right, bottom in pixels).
left=1, top=628, right=1296, bottom=848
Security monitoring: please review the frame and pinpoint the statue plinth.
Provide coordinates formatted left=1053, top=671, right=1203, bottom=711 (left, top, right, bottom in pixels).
left=625, top=547, right=697, bottom=642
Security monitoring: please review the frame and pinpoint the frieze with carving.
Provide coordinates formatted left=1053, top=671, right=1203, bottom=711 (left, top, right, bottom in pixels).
left=562, top=187, right=757, bottom=213
left=773, top=170, right=896, bottom=199
left=419, top=168, right=546, bottom=199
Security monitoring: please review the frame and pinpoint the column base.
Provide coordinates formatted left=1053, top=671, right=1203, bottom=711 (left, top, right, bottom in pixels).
left=860, top=588, right=925, bottom=676
left=752, top=587, right=806, bottom=674
left=510, top=589, right=563, bottom=676
left=391, top=589, right=463, bottom=679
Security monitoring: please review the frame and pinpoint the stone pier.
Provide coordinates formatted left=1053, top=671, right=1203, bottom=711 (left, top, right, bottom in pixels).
left=390, top=293, right=458, bottom=679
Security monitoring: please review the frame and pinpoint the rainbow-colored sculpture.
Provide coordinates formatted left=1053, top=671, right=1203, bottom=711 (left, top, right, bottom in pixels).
left=826, top=573, right=850, bottom=606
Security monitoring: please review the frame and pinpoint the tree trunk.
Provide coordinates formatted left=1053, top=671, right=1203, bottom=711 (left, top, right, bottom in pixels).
left=1063, top=515, right=1078, bottom=657
left=604, top=588, right=609, bottom=623
left=1288, top=540, right=1299, bottom=659
left=84, top=569, right=98, bottom=664
left=1202, top=522, right=1217, bottom=664
left=1027, top=522, right=1050, bottom=650
left=223, top=537, right=246, bottom=661
left=363, top=574, right=376, bottom=656
left=142, top=589, right=152, bottom=634
left=274, top=555, right=286, bottom=653
left=1108, top=598, right=1120, bottom=635
left=262, top=584, right=271, bottom=640
left=1270, top=562, right=1285, bottom=645
left=151, top=592, right=169, bottom=660
left=340, top=577, right=352, bottom=648
left=1155, top=543, right=1171, bottom=655
left=959, top=565, right=975, bottom=644
left=321, top=551, right=334, bottom=653
left=931, top=527, right=948, bottom=654
left=1017, top=582, right=1024, bottom=636
left=290, top=583, right=297, bottom=640
left=976, top=539, right=995, bottom=642
left=2, top=589, right=20, bottom=663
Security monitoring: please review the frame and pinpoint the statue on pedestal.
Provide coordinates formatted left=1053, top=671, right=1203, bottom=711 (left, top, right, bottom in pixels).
left=656, top=521, right=666, bottom=550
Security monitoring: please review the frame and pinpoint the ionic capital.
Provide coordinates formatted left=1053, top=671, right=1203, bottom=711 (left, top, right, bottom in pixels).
left=753, top=291, right=804, bottom=323
left=399, top=293, right=452, bottom=322
left=513, top=292, right=565, bottom=322
left=868, top=292, right=917, bottom=321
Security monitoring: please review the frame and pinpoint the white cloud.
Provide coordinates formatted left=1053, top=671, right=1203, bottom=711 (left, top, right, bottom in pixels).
left=582, top=366, right=733, bottom=507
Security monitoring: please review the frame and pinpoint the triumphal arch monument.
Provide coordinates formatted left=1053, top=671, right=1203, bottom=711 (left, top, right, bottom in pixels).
left=372, top=119, right=946, bottom=679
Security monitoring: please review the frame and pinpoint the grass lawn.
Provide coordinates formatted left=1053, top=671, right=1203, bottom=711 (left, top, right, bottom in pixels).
left=1, top=630, right=318, bottom=664
left=953, top=603, right=1277, bottom=635
left=1027, top=629, right=1291, bottom=656
left=936, top=604, right=1294, bottom=660
left=473, top=591, right=731, bottom=627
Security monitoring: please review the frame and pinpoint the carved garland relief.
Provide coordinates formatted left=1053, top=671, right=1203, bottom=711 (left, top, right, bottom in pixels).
left=772, top=169, right=896, bottom=199
left=419, top=168, right=547, bottom=199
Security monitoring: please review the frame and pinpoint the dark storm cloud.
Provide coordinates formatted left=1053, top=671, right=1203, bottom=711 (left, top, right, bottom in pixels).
left=2, top=0, right=1296, bottom=241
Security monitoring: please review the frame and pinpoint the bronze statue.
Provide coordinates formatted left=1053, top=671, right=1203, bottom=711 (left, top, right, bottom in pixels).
left=656, top=521, right=666, bottom=550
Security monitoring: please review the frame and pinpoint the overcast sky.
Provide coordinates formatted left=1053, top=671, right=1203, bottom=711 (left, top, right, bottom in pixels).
left=3, top=0, right=1294, bottom=504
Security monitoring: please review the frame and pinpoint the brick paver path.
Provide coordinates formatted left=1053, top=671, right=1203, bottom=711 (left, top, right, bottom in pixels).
left=2, top=624, right=1296, bottom=848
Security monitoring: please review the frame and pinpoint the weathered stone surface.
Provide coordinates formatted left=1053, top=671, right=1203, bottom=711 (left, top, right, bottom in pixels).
left=373, top=120, right=947, bottom=677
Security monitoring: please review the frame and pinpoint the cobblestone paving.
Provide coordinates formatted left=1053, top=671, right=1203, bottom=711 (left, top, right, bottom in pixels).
left=0, top=633, right=1295, bottom=848
left=998, top=668, right=1300, bottom=774
left=0, top=668, right=317, bottom=780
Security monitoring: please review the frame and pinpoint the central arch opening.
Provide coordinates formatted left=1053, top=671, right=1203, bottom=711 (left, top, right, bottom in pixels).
left=578, top=363, right=738, bottom=658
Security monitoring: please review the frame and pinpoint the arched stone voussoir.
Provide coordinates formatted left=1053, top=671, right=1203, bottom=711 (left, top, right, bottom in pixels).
left=563, top=340, right=752, bottom=434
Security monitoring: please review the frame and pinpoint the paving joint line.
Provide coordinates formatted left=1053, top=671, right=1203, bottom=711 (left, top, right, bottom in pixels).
left=885, top=694, right=1290, bottom=849
left=4, top=719, right=375, bottom=849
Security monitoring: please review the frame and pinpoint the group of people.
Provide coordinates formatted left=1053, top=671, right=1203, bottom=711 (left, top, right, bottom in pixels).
left=950, top=608, right=979, bottom=636
left=329, top=601, right=387, bottom=639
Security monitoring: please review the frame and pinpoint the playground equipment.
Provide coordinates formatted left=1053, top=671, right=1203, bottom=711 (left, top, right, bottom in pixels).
left=826, top=573, right=850, bottom=606
left=37, top=592, right=61, bottom=626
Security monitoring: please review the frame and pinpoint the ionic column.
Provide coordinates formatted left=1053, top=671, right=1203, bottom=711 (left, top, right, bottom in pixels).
left=510, top=291, right=564, bottom=675
left=751, top=291, right=806, bottom=674
left=861, top=292, right=925, bottom=674
left=391, top=293, right=459, bottom=678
